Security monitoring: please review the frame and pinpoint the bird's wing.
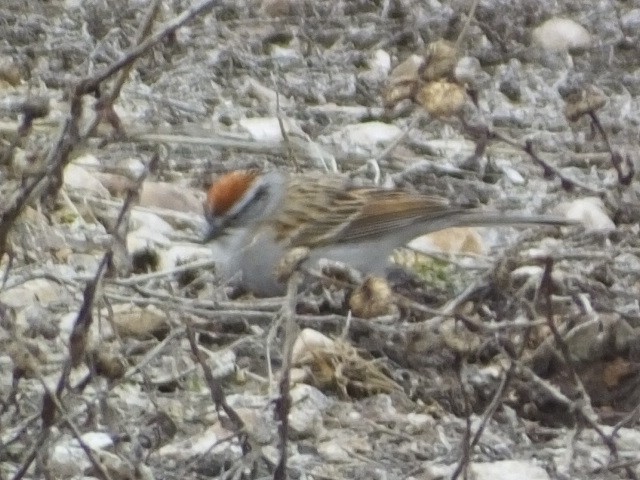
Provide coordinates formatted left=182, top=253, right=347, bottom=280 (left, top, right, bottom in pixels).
left=332, top=189, right=459, bottom=242
left=274, top=176, right=457, bottom=247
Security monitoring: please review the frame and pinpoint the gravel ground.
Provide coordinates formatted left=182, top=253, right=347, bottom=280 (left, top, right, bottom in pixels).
left=1, top=0, right=640, bottom=479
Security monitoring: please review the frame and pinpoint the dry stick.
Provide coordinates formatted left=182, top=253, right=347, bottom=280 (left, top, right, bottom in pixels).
left=450, top=269, right=541, bottom=480
left=458, top=120, right=565, bottom=191
left=0, top=111, right=73, bottom=259
left=476, top=125, right=603, bottom=194
left=0, top=0, right=185, bottom=257
left=107, top=0, right=161, bottom=102
left=367, top=0, right=479, bottom=176
left=587, top=111, right=634, bottom=185
left=0, top=413, right=40, bottom=450
left=75, top=0, right=219, bottom=96
left=0, top=251, right=15, bottom=291
left=9, top=1, right=220, bottom=475
left=451, top=355, right=473, bottom=480
left=112, top=285, right=282, bottom=312
left=123, top=328, right=184, bottom=380
left=13, top=154, right=158, bottom=479
left=610, top=400, right=640, bottom=439
left=89, top=0, right=162, bottom=138
left=42, top=379, right=115, bottom=480
left=106, top=291, right=276, bottom=327
left=129, top=129, right=285, bottom=154
left=10, top=430, right=49, bottom=480
left=272, top=71, right=301, bottom=173
left=594, top=457, right=640, bottom=475
left=5, top=0, right=218, bottom=247
left=516, top=362, right=638, bottom=477
left=184, top=316, right=245, bottom=437
left=539, top=259, right=639, bottom=480
left=450, top=296, right=532, bottom=480
left=78, top=0, right=160, bottom=143
left=453, top=0, right=480, bottom=51
left=109, top=257, right=219, bottom=286
left=11, top=363, right=115, bottom=480
left=451, top=361, right=515, bottom=480
left=77, top=194, right=205, bottom=231
left=0, top=98, right=50, bottom=165
left=273, top=272, right=302, bottom=480
left=540, top=258, right=595, bottom=413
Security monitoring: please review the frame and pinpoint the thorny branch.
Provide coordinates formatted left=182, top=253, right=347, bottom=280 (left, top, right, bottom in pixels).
left=273, top=272, right=302, bottom=480
left=4, top=1, right=220, bottom=476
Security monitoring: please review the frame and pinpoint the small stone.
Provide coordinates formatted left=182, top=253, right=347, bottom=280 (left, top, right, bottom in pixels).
left=50, top=432, right=115, bottom=478
left=317, top=440, right=351, bottom=463
left=498, top=60, right=522, bottom=102
left=563, top=85, right=607, bottom=122
left=409, top=227, right=485, bottom=255
left=288, top=395, right=324, bottom=439
left=321, top=122, right=402, bottom=155
left=140, top=182, right=204, bottom=215
left=131, top=210, right=174, bottom=235
left=292, top=328, right=335, bottom=365
left=111, top=305, right=170, bottom=339
left=532, top=18, right=591, bottom=53
left=64, top=163, right=110, bottom=198
left=472, top=460, right=549, bottom=480
left=238, top=116, right=303, bottom=143
left=620, top=9, right=640, bottom=35
left=368, top=49, right=391, bottom=76
left=500, top=165, right=525, bottom=185
left=454, top=56, right=485, bottom=86
left=0, top=58, right=23, bottom=86
left=0, top=279, right=67, bottom=309
left=559, top=197, right=615, bottom=231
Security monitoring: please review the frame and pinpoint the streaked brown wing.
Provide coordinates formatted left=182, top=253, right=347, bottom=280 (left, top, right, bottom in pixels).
left=274, top=175, right=457, bottom=247
left=274, top=176, right=367, bottom=247
left=332, top=189, right=457, bottom=242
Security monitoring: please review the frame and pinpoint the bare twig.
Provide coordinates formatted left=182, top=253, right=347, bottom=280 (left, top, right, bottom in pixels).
left=184, top=316, right=245, bottom=435
left=273, top=71, right=301, bottom=173
left=273, top=272, right=302, bottom=480
left=74, top=0, right=219, bottom=96
left=454, top=0, right=480, bottom=51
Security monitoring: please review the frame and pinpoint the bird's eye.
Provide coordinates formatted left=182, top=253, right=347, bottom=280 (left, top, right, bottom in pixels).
left=225, top=183, right=268, bottom=223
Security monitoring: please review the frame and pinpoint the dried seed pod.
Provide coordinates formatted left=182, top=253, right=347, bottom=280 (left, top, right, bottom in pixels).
left=421, top=39, right=458, bottom=82
left=415, top=80, right=466, bottom=117
left=7, top=340, right=43, bottom=378
left=91, top=349, right=127, bottom=381
left=0, top=59, right=23, bottom=86
left=276, top=246, right=310, bottom=282
left=563, top=85, right=606, bottom=122
left=349, top=276, right=394, bottom=319
left=383, top=40, right=460, bottom=108
left=383, top=54, right=423, bottom=107
left=137, top=411, right=177, bottom=450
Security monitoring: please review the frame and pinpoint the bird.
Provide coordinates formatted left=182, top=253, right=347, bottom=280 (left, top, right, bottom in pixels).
left=203, top=169, right=572, bottom=297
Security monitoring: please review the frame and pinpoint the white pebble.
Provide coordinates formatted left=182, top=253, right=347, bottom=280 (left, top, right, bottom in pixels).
left=532, top=18, right=591, bottom=52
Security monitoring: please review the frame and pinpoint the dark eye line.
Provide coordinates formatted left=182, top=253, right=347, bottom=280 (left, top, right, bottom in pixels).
left=227, top=184, right=268, bottom=221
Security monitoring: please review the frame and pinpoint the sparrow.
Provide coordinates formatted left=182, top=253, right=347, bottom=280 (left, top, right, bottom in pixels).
left=204, top=169, right=572, bottom=297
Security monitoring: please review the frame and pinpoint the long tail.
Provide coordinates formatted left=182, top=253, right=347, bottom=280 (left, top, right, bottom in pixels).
left=448, top=211, right=576, bottom=228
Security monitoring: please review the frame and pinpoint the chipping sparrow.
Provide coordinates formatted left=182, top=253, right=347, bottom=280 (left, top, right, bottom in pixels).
left=204, top=170, right=571, bottom=297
